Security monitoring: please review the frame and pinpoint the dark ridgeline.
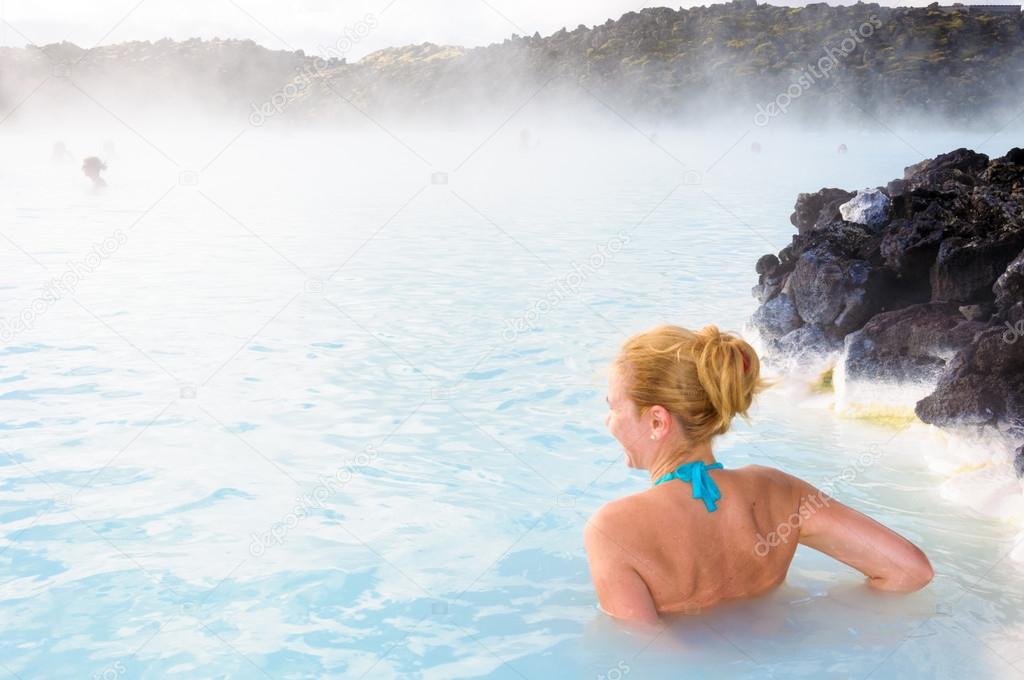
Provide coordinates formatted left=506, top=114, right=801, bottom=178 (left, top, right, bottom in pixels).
left=1, top=1, right=1023, bottom=124
left=750, top=147, right=1024, bottom=472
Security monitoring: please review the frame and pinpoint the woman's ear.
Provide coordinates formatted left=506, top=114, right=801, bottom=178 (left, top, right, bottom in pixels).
left=648, top=405, right=669, bottom=438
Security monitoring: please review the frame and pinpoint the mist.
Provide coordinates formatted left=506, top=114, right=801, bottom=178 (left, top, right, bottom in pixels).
left=3, top=1, right=1024, bottom=678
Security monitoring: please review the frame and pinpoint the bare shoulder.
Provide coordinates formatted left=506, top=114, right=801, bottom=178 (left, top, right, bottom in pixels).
left=583, top=497, right=661, bottom=624
left=736, top=463, right=790, bottom=478
left=583, top=490, right=662, bottom=552
left=732, top=463, right=800, bottom=489
left=726, top=464, right=806, bottom=511
left=586, top=491, right=650, bottom=533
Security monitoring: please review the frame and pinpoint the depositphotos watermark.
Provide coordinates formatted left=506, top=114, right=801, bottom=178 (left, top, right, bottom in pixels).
left=0, top=229, right=127, bottom=343
left=249, top=444, right=379, bottom=556
left=1002, top=319, right=1024, bottom=344
left=753, top=446, right=883, bottom=557
left=754, top=15, right=882, bottom=127
left=597, top=661, right=630, bottom=680
left=249, top=14, right=378, bottom=126
left=90, top=661, right=126, bottom=680
left=501, top=231, right=631, bottom=341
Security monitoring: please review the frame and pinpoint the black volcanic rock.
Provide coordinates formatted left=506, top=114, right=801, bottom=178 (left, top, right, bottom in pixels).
left=915, top=327, right=1024, bottom=427
left=994, top=249, right=1024, bottom=325
left=901, top=148, right=989, bottom=194
left=751, top=293, right=801, bottom=338
left=842, top=303, right=985, bottom=385
left=756, top=253, right=781, bottom=276
left=789, top=248, right=849, bottom=326
left=790, top=189, right=856, bottom=235
left=751, top=146, right=1024, bottom=432
left=880, top=202, right=949, bottom=279
left=959, top=303, right=993, bottom=323
left=931, top=232, right=1024, bottom=304
left=789, top=248, right=882, bottom=334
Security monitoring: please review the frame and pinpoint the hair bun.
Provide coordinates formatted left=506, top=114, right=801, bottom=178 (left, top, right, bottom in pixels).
left=693, top=325, right=762, bottom=435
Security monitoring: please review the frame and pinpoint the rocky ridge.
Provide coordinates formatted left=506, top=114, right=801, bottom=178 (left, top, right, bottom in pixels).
left=3, top=1, right=1024, bottom=124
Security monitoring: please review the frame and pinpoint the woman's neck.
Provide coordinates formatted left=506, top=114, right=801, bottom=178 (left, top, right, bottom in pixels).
left=648, top=439, right=716, bottom=484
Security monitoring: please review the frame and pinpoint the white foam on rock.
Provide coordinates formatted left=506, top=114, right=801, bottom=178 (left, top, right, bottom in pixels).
left=920, top=427, right=1024, bottom=547
left=787, top=344, right=1024, bottom=561
left=752, top=327, right=1024, bottom=560
left=896, top=426, right=1023, bottom=561
left=746, top=323, right=840, bottom=390
left=942, top=467, right=1024, bottom=523
left=833, top=364, right=934, bottom=420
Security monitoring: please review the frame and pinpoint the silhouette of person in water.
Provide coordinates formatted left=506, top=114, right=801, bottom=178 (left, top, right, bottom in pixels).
left=520, top=128, right=539, bottom=151
left=51, top=141, right=73, bottom=163
left=838, top=143, right=848, bottom=155
left=82, top=156, right=107, bottom=188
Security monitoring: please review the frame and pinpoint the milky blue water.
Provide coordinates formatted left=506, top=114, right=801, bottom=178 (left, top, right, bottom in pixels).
left=1, top=121, right=1022, bottom=679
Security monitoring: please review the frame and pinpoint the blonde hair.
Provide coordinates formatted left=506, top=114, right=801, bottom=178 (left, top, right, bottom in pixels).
left=614, top=324, right=766, bottom=444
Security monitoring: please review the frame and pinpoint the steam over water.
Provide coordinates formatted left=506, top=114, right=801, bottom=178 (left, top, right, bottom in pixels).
left=1, top=122, right=1023, bottom=678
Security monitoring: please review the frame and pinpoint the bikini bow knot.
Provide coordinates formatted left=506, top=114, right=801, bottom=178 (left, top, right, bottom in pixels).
left=653, top=460, right=724, bottom=512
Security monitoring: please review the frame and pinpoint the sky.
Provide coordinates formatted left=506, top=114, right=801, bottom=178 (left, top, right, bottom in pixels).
left=0, top=0, right=981, bottom=60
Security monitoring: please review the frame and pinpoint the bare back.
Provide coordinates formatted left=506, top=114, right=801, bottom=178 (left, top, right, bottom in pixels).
left=596, top=464, right=800, bottom=613
left=584, top=464, right=934, bottom=621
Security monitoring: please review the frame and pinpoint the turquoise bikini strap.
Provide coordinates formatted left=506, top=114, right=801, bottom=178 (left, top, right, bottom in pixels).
left=653, top=461, right=724, bottom=512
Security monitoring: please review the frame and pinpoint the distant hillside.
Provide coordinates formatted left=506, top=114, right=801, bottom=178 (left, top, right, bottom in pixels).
left=2, top=1, right=1023, bottom=126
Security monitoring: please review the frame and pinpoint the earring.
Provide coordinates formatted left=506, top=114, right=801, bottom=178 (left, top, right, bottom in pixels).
left=650, top=434, right=655, bottom=440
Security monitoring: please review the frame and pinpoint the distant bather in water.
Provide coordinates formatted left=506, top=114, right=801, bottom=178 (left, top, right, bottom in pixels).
left=82, top=156, right=107, bottom=188
left=51, top=141, right=72, bottom=163
left=585, top=324, right=933, bottom=625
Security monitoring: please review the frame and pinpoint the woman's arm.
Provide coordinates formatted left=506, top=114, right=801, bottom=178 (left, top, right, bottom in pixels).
left=584, top=508, right=660, bottom=625
left=788, top=475, right=934, bottom=591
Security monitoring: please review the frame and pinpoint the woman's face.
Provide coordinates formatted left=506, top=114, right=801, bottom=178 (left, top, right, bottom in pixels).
left=605, top=365, right=652, bottom=468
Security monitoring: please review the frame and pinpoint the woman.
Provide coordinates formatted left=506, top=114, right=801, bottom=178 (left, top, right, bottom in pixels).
left=585, top=324, right=933, bottom=625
